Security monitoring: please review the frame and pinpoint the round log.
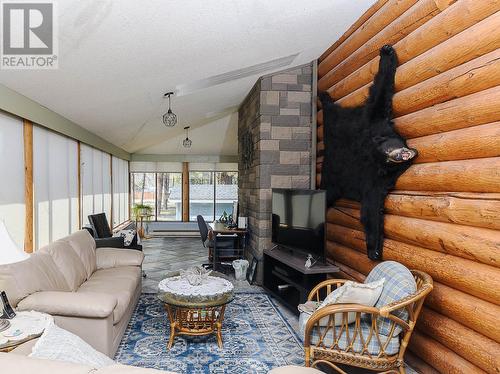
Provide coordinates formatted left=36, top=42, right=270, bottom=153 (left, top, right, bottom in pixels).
left=409, top=331, right=487, bottom=373
left=394, top=85, right=500, bottom=138
left=319, top=0, right=390, bottom=62
left=381, top=192, right=500, bottom=231
left=407, top=122, right=500, bottom=163
left=337, top=49, right=500, bottom=114
left=426, top=282, right=500, bottom=343
left=319, top=0, right=454, bottom=90
left=325, top=239, right=500, bottom=305
left=325, top=1, right=500, bottom=97
left=318, top=0, right=419, bottom=77
left=395, top=157, right=500, bottom=193
left=418, top=308, right=500, bottom=373
left=328, top=209, right=500, bottom=268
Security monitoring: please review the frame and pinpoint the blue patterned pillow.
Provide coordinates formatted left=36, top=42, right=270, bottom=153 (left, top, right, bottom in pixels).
left=365, top=261, right=416, bottom=336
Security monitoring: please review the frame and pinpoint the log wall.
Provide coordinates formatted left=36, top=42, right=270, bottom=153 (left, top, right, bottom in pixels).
left=316, top=1, right=500, bottom=372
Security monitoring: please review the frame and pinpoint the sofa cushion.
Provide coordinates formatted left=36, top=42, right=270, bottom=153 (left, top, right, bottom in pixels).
left=0, top=252, right=70, bottom=307
left=61, top=230, right=97, bottom=278
left=365, top=261, right=417, bottom=336
left=96, top=248, right=144, bottom=270
left=77, top=266, right=141, bottom=324
left=307, top=318, right=400, bottom=356
left=0, top=352, right=93, bottom=374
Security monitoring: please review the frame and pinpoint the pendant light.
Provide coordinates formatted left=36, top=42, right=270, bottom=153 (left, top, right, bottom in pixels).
left=183, top=126, right=192, bottom=148
left=162, top=92, right=177, bottom=127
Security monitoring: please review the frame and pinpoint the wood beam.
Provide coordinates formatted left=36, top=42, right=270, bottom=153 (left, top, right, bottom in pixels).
left=23, top=120, right=33, bottom=253
left=182, top=162, right=189, bottom=222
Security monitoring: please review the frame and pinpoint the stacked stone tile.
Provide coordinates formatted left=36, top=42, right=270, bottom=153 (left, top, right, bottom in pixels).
left=238, top=63, right=313, bottom=283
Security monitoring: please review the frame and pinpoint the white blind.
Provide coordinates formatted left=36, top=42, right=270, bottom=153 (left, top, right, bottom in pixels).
left=130, top=161, right=183, bottom=173
left=112, top=157, right=129, bottom=227
left=81, top=144, right=112, bottom=226
left=33, top=126, right=79, bottom=249
left=0, top=111, right=25, bottom=249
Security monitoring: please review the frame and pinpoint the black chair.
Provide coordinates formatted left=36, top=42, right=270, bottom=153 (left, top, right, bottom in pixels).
left=87, top=213, right=142, bottom=251
left=197, top=215, right=236, bottom=269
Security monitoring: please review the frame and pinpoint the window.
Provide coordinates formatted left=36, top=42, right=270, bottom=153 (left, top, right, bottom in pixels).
left=189, top=171, right=238, bottom=222
left=156, top=172, right=182, bottom=221
left=131, top=173, right=156, bottom=218
left=0, top=111, right=25, bottom=249
left=80, top=144, right=112, bottom=224
left=33, top=126, right=79, bottom=249
left=189, top=171, right=214, bottom=221
left=112, top=157, right=129, bottom=227
left=215, top=172, right=238, bottom=220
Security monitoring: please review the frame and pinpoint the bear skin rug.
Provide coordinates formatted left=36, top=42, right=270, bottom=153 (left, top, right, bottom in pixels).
left=319, top=45, right=418, bottom=260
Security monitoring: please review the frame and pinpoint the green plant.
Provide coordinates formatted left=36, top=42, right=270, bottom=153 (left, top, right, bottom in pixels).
left=133, top=204, right=153, bottom=218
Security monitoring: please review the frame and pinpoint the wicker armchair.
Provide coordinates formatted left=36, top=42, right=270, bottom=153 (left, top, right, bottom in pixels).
left=303, top=265, right=433, bottom=374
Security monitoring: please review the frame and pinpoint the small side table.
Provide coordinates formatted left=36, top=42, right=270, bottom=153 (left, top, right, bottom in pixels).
left=0, top=311, right=52, bottom=352
left=158, top=271, right=234, bottom=349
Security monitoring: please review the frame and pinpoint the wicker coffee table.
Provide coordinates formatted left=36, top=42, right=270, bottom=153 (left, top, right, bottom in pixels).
left=157, top=271, right=234, bottom=349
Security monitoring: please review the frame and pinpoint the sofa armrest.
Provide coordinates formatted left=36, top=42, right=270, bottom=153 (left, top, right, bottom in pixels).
left=96, top=248, right=144, bottom=269
left=16, top=291, right=117, bottom=318
left=95, top=236, right=125, bottom=248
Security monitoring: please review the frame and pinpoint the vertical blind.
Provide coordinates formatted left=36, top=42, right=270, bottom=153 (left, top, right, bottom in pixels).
left=80, top=144, right=112, bottom=226
left=33, top=126, right=79, bottom=249
left=0, top=111, right=25, bottom=249
left=112, top=157, right=129, bottom=226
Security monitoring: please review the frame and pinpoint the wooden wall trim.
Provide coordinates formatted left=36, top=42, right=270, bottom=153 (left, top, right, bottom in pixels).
left=182, top=162, right=189, bottom=222
left=23, top=119, right=33, bottom=253
left=77, top=141, right=82, bottom=229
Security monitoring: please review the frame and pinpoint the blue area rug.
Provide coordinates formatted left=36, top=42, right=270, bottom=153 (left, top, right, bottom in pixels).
left=115, top=292, right=304, bottom=373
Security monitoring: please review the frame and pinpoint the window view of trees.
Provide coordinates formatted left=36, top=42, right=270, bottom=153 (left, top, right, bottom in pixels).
left=131, top=172, right=182, bottom=221
left=189, top=171, right=238, bottom=222
left=131, top=171, right=237, bottom=222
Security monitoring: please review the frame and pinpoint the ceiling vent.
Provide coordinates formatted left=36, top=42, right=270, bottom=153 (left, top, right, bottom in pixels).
left=175, top=53, right=299, bottom=96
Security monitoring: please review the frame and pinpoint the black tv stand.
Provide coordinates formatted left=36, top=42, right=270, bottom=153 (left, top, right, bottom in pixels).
left=263, top=247, right=339, bottom=314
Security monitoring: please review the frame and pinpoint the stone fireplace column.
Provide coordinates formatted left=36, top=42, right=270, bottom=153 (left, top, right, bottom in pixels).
left=238, top=63, right=314, bottom=284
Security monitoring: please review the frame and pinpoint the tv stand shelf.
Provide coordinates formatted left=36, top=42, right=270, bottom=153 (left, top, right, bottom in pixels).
left=263, top=247, right=339, bottom=314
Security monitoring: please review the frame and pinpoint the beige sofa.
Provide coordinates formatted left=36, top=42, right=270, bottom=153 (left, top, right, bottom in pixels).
left=0, top=352, right=175, bottom=373
left=0, top=230, right=143, bottom=357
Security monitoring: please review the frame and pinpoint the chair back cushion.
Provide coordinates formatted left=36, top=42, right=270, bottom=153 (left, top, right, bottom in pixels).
left=197, top=215, right=209, bottom=244
left=61, top=230, right=97, bottom=278
left=39, top=240, right=88, bottom=291
left=88, top=213, right=112, bottom=238
left=0, top=252, right=70, bottom=307
left=365, top=261, right=416, bottom=336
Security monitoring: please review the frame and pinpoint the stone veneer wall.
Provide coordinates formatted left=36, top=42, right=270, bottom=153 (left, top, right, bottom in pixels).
left=238, top=63, right=314, bottom=284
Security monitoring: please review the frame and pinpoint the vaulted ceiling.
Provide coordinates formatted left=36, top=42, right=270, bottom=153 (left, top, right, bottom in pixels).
left=0, top=0, right=375, bottom=155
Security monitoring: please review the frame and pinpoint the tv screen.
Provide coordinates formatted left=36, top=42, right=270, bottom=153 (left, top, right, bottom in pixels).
left=271, top=189, right=326, bottom=259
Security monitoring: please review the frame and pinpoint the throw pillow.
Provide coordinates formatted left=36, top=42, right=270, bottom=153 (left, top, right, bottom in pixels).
left=299, top=278, right=385, bottom=337
left=113, top=229, right=137, bottom=246
left=29, top=322, right=115, bottom=368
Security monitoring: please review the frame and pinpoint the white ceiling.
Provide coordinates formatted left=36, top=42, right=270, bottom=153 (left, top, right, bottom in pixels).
left=0, top=0, right=375, bottom=155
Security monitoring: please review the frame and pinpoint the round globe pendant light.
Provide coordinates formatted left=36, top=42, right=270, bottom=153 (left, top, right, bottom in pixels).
left=162, top=92, right=177, bottom=127
left=183, top=126, right=192, bottom=148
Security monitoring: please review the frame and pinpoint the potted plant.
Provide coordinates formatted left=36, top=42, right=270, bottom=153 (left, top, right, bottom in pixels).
left=133, top=204, right=153, bottom=218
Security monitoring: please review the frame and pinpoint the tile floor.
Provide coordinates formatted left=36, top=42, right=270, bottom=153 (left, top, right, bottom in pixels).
left=140, top=236, right=416, bottom=374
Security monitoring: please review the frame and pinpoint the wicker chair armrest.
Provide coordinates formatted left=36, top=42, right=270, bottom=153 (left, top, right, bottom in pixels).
left=307, top=279, right=349, bottom=302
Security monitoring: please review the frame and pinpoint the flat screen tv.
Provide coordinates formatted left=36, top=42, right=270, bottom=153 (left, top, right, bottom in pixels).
left=271, top=189, right=326, bottom=260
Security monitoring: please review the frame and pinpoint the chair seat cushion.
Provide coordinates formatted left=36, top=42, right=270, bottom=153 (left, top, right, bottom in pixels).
left=365, top=261, right=417, bottom=336
left=77, top=266, right=140, bottom=324
left=306, top=318, right=400, bottom=356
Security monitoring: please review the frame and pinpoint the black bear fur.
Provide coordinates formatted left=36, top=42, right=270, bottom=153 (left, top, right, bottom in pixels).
left=319, top=45, right=418, bottom=260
